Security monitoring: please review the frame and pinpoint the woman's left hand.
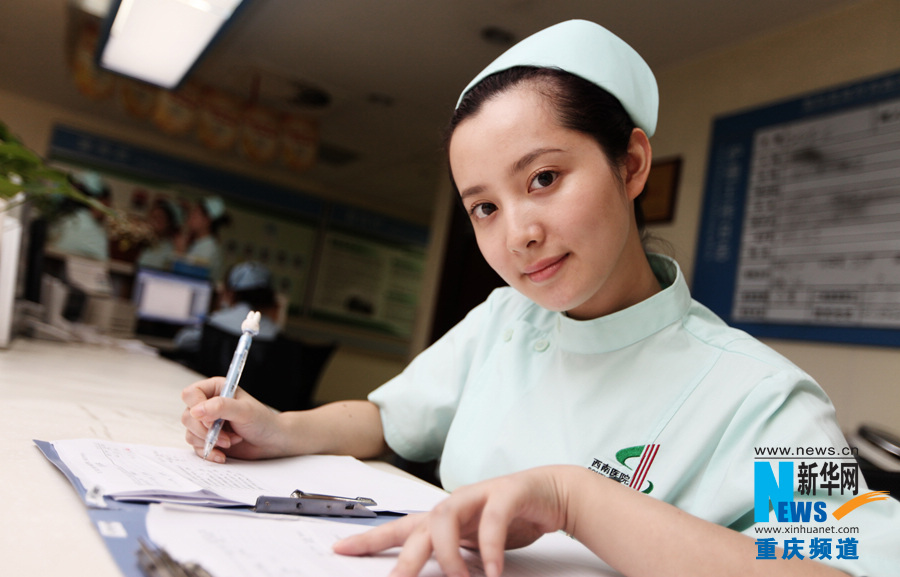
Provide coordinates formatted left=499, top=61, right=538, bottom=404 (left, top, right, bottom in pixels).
left=332, top=467, right=569, bottom=577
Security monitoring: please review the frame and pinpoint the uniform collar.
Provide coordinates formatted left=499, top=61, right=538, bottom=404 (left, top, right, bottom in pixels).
left=555, top=254, right=692, bottom=353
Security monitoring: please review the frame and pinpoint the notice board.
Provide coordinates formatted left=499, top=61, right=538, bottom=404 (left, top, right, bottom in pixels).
left=692, top=70, right=900, bottom=347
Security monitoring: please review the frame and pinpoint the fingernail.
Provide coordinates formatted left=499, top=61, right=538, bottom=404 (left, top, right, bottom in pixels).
left=485, top=562, right=501, bottom=577
left=191, top=405, right=206, bottom=418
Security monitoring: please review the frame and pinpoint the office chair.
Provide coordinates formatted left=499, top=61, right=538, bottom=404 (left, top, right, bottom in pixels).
left=848, top=424, right=900, bottom=500
left=195, top=324, right=336, bottom=412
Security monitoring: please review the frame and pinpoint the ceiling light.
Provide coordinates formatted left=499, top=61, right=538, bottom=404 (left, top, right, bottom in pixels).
left=96, top=0, right=249, bottom=90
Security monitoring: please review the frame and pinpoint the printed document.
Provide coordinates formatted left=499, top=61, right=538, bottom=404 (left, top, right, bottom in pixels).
left=50, top=438, right=447, bottom=511
left=146, top=504, right=621, bottom=577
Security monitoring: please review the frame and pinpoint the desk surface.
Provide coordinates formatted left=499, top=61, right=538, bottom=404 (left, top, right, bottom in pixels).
left=0, top=337, right=418, bottom=577
left=2, top=338, right=199, bottom=576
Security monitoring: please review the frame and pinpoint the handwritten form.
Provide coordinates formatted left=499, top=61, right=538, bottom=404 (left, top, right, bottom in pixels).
left=146, top=505, right=621, bottom=577
left=50, top=438, right=448, bottom=511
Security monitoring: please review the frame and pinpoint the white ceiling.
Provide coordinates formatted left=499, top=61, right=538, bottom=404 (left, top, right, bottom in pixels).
left=0, top=0, right=860, bottom=223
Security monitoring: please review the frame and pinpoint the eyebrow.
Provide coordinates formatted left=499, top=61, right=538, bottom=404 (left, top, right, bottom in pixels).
left=459, top=147, right=564, bottom=201
left=510, top=147, right=563, bottom=177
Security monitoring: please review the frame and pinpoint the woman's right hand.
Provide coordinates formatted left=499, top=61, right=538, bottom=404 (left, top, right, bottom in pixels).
left=181, top=377, right=287, bottom=462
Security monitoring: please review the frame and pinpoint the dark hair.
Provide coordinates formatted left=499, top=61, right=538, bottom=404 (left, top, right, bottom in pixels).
left=224, top=263, right=277, bottom=310
left=231, top=286, right=277, bottom=310
left=153, top=199, right=181, bottom=238
left=446, top=66, right=646, bottom=230
left=198, top=202, right=231, bottom=236
left=54, top=173, right=112, bottom=217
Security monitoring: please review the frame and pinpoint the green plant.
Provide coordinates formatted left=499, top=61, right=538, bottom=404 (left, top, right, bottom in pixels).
left=0, top=120, right=106, bottom=220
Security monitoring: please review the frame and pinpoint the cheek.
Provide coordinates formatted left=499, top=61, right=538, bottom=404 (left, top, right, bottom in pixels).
left=474, top=230, right=509, bottom=276
left=570, top=187, right=632, bottom=236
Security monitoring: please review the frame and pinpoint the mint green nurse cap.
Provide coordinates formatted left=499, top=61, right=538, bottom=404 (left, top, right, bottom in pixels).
left=72, top=171, right=108, bottom=197
left=201, top=195, right=226, bottom=221
left=228, top=261, right=273, bottom=291
left=456, top=19, right=658, bottom=137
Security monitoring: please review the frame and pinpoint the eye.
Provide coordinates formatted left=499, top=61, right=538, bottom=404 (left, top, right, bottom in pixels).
left=530, top=170, right=558, bottom=191
left=469, top=202, right=497, bottom=220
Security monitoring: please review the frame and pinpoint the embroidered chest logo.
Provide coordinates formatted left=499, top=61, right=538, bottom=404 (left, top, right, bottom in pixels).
left=588, top=444, right=660, bottom=494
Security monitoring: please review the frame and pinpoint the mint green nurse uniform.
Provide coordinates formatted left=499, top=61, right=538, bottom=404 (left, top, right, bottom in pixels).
left=369, top=254, right=899, bottom=576
left=183, top=235, right=223, bottom=281
left=47, top=209, right=109, bottom=261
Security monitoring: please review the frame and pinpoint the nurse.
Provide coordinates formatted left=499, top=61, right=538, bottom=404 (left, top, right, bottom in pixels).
left=46, top=171, right=111, bottom=261
left=181, top=20, right=898, bottom=577
left=137, top=197, right=183, bottom=270
left=172, top=260, right=281, bottom=354
left=173, top=195, right=228, bottom=281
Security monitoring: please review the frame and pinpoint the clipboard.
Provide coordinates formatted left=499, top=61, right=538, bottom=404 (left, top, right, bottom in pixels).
left=255, top=490, right=377, bottom=518
left=34, top=440, right=399, bottom=577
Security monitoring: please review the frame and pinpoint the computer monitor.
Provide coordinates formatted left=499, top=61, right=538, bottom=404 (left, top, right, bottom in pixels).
left=132, top=267, right=213, bottom=326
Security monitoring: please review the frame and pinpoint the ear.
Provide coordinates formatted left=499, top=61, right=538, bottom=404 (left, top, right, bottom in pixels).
left=623, top=128, right=652, bottom=201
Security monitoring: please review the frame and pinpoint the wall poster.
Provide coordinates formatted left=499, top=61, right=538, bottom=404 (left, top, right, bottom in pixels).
left=310, top=231, right=425, bottom=338
left=693, top=69, right=900, bottom=346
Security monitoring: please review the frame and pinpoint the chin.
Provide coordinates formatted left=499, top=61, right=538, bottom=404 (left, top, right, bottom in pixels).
left=529, top=294, right=582, bottom=314
left=512, top=281, right=590, bottom=314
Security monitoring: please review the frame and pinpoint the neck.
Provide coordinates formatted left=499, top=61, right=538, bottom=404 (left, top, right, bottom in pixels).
left=565, top=237, right=661, bottom=321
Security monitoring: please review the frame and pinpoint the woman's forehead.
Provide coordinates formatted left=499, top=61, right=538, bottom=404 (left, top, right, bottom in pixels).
left=457, top=92, right=572, bottom=156
left=452, top=87, right=558, bottom=145
left=449, top=93, right=599, bottom=193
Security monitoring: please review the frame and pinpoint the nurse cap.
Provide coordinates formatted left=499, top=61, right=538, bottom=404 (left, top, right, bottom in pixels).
left=456, top=19, right=658, bottom=137
left=201, top=195, right=226, bottom=221
left=227, top=261, right=273, bottom=292
left=159, top=197, right=184, bottom=227
left=71, top=171, right=108, bottom=197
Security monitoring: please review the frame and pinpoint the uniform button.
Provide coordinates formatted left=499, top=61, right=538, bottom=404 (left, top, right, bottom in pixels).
left=502, top=329, right=513, bottom=342
left=534, top=339, right=549, bottom=351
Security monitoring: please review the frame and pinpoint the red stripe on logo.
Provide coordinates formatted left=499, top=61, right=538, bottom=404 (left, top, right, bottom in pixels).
left=629, top=444, right=659, bottom=490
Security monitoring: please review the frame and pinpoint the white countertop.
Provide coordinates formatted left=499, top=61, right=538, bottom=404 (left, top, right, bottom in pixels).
left=0, top=337, right=429, bottom=577
left=1, top=337, right=199, bottom=576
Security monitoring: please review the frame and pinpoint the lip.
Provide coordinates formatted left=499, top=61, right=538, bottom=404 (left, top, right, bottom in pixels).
left=523, top=254, right=569, bottom=283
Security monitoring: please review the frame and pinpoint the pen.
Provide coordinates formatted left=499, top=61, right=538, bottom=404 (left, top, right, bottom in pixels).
left=202, top=311, right=261, bottom=460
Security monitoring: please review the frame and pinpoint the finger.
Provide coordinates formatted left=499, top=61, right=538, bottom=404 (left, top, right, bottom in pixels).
left=391, top=524, right=439, bottom=577
left=429, top=503, right=471, bottom=577
left=333, top=515, right=419, bottom=556
left=182, top=404, right=244, bottom=464
left=181, top=405, right=204, bottom=435
left=182, top=402, right=238, bottom=439
left=181, top=377, right=224, bottom=408
left=188, top=393, right=245, bottom=427
left=182, top=425, right=220, bottom=461
left=476, top=501, right=515, bottom=577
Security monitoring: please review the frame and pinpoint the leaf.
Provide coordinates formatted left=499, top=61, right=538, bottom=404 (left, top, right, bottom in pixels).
left=0, top=141, right=42, bottom=167
left=0, top=179, right=23, bottom=196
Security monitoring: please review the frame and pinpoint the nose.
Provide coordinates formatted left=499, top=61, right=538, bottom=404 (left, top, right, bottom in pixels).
left=505, top=204, right=544, bottom=253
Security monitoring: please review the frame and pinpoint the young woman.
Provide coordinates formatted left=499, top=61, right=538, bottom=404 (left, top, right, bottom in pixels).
left=174, top=195, right=227, bottom=281
left=181, top=20, right=897, bottom=577
left=46, top=171, right=112, bottom=261
left=137, top=197, right=182, bottom=270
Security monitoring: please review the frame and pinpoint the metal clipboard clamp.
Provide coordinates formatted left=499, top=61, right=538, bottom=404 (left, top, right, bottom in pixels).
left=137, top=538, right=214, bottom=577
left=254, top=490, right=378, bottom=518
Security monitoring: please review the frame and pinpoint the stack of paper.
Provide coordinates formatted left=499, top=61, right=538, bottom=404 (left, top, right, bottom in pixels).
left=43, top=438, right=622, bottom=576
left=50, top=438, right=448, bottom=512
left=147, top=504, right=621, bottom=577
